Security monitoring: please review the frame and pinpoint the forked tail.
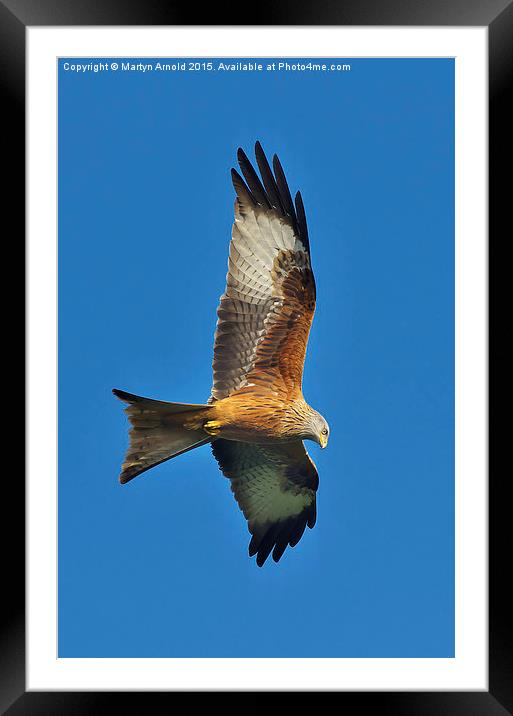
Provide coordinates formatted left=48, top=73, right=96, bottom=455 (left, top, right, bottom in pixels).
left=112, top=389, right=213, bottom=483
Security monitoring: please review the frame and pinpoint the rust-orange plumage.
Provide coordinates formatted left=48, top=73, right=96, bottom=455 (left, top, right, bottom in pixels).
left=113, top=142, right=329, bottom=566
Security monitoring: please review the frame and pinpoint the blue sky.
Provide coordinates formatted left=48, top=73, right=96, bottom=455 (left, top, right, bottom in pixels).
left=58, top=58, right=454, bottom=657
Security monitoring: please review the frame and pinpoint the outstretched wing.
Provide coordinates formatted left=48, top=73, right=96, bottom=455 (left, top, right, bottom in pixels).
left=211, top=439, right=318, bottom=566
left=210, top=142, right=316, bottom=403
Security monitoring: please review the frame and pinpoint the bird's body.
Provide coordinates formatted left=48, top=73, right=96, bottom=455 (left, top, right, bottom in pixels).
left=186, top=393, right=320, bottom=445
left=113, top=142, right=329, bottom=566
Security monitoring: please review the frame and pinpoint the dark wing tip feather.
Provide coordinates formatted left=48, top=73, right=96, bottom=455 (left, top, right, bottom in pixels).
left=307, top=502, right=317, bottom=529
left=237, top=147, right=270, bottom=207
left=272, top=153, right=298, bottom=229
left=272, top=538, right=289, bottom=563
left=253, top=141, right=283, bottom=213
left=295, top=190, right=310, bottom=253
left=231, top=167, right=256, bottom=206
left=288, top=515, right=309, bottom=548
left=249, top=509, right=316, bottom=566
left=248, top=537, right=259, bottom=558
left=255, top=526, right=279, bottom=567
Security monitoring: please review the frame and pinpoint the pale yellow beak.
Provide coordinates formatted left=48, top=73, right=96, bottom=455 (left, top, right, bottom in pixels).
left=319, top=433, right=328, bottom=449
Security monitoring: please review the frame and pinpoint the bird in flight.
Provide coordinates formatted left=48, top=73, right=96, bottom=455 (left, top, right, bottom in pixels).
left=113, top=142, right=329, bottom=566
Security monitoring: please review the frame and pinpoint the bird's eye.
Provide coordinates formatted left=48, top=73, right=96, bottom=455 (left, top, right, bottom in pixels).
left=321, top=428, right=328, bottom=435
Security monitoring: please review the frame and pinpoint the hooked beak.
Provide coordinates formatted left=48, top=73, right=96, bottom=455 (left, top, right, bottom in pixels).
left=319, top=433, right=328, bottom=449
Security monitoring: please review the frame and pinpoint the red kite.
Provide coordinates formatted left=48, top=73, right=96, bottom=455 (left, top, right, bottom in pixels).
left=113, top=142, right=329, bottom=566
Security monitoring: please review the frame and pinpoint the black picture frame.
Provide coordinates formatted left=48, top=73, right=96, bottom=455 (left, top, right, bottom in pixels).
left=5, top=0, right=508, bottom=711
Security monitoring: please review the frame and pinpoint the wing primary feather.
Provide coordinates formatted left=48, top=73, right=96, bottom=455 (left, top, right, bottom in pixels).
left=231, top=168, right=256, bottom=206
left=256, top=525, right=279, bottom=567
left=272, top=153, right=298, bottom=231
left=294, top=190, right=311, bottom=253
left=254, top=141, right=284, bottom=212
left=272, top=535, right=289, bottom=563
left=248, top=534, right=259, bottom=557
left=237, top=147, right=270, bottom=207
left=307, top=502, right=317, bottom=529
left=288, top=516, right=308, bottom=547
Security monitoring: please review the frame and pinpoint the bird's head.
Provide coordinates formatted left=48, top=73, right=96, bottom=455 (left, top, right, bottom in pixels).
left=305, top=408, right=330, bottom=449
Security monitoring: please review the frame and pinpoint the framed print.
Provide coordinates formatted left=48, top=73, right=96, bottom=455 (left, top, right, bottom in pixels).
left=4, top=0, right=509, bottom=710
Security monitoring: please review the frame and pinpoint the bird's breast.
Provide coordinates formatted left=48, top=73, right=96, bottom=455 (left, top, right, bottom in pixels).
left=208, top=394, right=308, bottom=443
